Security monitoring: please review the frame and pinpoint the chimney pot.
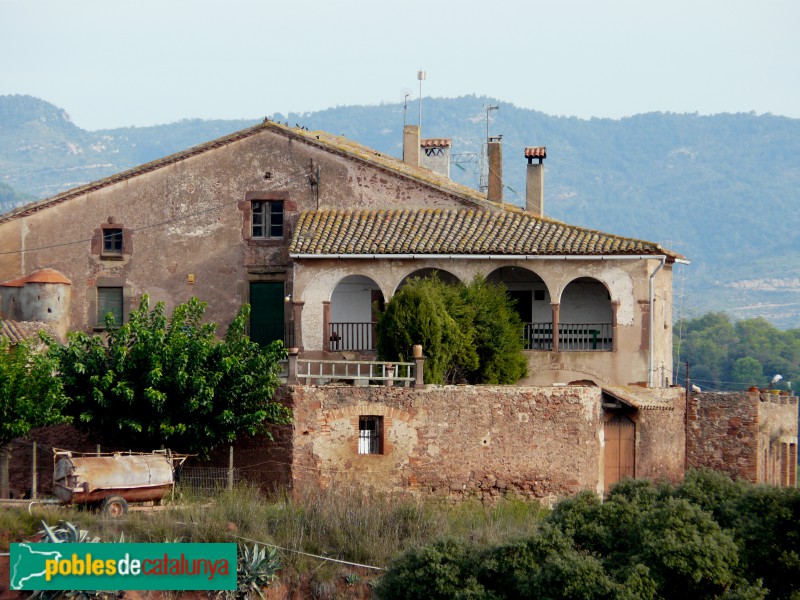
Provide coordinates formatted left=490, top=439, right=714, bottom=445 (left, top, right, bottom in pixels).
left=525, top=146, right=546, bottom=215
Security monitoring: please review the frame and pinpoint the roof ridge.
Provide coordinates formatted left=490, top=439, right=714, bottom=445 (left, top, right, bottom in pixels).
left=1, top=121, right=521, bottom=224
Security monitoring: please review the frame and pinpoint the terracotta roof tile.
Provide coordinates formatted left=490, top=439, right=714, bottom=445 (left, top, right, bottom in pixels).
left=290, top=208, right=684, bottom=260
left=1, top=268, right=71, bottom=287
left=0, top=320, right=59, bottom=344
left=525, top=146, right=547, bottom=159
left=420, top=138, right=452, bottom=148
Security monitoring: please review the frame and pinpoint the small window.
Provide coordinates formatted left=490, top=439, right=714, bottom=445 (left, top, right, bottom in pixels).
left=252, top=201, right=284, bottom=239
left=534, top=289, right=546, bottom=301
left=102, top=228, right=123, bottom=255
left=358, top=416, right=383, bottom=455
left=97, top=287, right=123, bottom=326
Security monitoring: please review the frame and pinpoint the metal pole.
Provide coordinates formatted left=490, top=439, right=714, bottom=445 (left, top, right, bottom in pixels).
left=228, top=446, right=234, bottom=491
left=31, top=441, right=37, bottom=500
left=417, top=70, right=426, bottom=131
left=685, top=361, right=690, bottom=473
left=96, top=444, right=101, bottom=457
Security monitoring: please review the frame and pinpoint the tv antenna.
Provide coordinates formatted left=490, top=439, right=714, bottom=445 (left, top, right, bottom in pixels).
left=417, top=69, right=426, bottom=130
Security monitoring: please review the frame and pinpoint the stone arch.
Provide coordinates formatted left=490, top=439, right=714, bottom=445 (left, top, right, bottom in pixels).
left=395, top=268, right=461, bottom=294
left=329, top=274, right=384, bottom=351
left=559, top=277, right=613, bottom=351
left=488, top=266, right=552, bottom=349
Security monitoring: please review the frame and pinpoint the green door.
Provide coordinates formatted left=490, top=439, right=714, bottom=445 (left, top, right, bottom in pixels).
left=249, top=282, right=285, bottom=346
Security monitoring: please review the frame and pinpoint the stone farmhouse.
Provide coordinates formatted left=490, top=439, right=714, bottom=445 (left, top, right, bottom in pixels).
left=0, top=119, right=701, bottom=499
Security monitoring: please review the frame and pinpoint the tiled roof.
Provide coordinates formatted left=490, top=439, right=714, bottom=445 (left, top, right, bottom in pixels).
left=421, top=138, right=452, bottom=148
left=0, top=320, right=59, bottom=344
left=290, top=208, right=684, bottom=260
left=602, top=386, right=676, bottom=410
left=1, top=122, right=494, bottom=223
left=525, top=147, right=547, bottom=159
left=1, top=268, right=72, bottom=287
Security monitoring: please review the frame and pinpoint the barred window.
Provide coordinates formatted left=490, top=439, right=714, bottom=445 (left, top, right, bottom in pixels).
left=358, top=416, right=383, bottom=455
left=252, top=201, right=284, bottom=239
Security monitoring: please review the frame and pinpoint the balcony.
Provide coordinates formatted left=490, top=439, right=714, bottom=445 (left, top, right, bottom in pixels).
left=523, top=322, right=612, bottom=352
left=329, top=322, right=377, bottom=351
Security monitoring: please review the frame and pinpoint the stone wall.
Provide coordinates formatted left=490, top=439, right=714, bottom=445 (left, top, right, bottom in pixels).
left=280, top=383, right=684, bottom=503
left=687, top=391, right=798, bottom=486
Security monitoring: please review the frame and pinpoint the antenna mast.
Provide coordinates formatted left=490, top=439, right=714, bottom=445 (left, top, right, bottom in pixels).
left=479, top=104, right=498, bottom=193
left=417, top=70, right=426, bottom=131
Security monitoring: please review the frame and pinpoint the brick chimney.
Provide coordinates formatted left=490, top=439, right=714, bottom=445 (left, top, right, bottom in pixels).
left=525, top=146, right=546, bottom=215
left=403, top=125, right=420, bottom=167
left=487, top=136, right=503, bottom=202
left=420, top=138, right=451, bottom=178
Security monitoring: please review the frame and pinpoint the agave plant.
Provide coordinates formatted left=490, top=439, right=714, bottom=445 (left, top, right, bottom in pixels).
left=31, top=521, right=117, bottom=600
left=37, top=520, right=102, bottom=544
left=219, top=543, right=281, bottom=599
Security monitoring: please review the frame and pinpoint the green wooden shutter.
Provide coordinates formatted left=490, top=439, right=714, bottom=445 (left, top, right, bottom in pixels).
left=249, top=282, right=285, bottom=346
left=97, top=287, right=123, bottom=325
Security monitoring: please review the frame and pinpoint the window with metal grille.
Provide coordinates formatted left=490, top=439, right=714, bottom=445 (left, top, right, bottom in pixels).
left=252, top=201, right=284, bottom=239
left=97, top=287, right=123, bottom=326
left=102, top=228, right=123, bottom=254
left=358, top=416, right=382, bottom=455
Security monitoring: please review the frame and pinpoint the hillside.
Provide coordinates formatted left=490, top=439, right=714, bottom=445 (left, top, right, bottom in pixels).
left=1, top=94, right=799, bottom=327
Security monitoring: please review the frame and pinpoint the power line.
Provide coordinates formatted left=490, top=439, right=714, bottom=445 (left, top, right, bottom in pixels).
left=0, top=170, right=311, bottom=257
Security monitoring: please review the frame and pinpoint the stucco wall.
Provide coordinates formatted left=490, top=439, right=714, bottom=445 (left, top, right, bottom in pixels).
left=293, top=255, right=674, bottom=386
left=0, top=126, right=486, bottom=336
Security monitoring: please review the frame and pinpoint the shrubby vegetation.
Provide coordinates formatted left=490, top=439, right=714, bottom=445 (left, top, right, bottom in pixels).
left=675, top=312, right=800, bottom=391
left=0, top=332, right=69, bottom=496
left=376, top=470, right=800, bottom=600
left=377, top=274, right=528, bottom=385
left=45, top=296, right=291, bottom=457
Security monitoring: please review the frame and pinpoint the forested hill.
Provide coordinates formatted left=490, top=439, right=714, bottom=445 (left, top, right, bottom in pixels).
left=2, top=94, right=799, bottom=328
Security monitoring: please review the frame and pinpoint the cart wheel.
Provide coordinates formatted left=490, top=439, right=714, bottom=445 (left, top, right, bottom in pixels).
left=101, top=496, right=129, bottom=518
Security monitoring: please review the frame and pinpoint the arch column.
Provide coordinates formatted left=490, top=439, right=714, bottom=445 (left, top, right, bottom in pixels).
left=551, top=302, right=560, bottom=353
left=291, top=300, right=304, bottom=351
left=322, top=300, right=331, bottom=352
left=611, top=300, right=620, bottom=353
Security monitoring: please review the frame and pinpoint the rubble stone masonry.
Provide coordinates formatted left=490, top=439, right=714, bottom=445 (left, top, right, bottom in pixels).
left=687, top=391, right=798, bottom=486
left=281, top=384, right=684, bottom=503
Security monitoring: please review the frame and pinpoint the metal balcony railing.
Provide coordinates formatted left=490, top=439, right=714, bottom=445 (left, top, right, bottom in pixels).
left=522, top=322, right=612, bottom=351
left=558, top=322, right=613, bottom=351
left=329, top=322, right=377, bottom=351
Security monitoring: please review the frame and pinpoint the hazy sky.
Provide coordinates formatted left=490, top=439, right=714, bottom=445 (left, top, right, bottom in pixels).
left=2, top=0, right=797, bottom=130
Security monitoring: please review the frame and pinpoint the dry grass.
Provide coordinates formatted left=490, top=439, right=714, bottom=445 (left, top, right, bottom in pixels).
left=1, top=483, right=547, bottom=576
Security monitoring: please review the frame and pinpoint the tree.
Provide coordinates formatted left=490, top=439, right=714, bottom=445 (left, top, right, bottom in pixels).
left=376, top=275, right=478, bottom=384
left=0, top=333, right=69, bottom=498
left=47, top=296, right=291, bottom=457
left=461, top=275, right=528, bottom=384
left=377, top=275, right=527, bottom=385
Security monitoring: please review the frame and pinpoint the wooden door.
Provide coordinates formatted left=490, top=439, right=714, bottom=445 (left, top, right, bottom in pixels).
left=604, top=413, right=635, bottom=493
left=249, top=282, right=285, bottom=346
